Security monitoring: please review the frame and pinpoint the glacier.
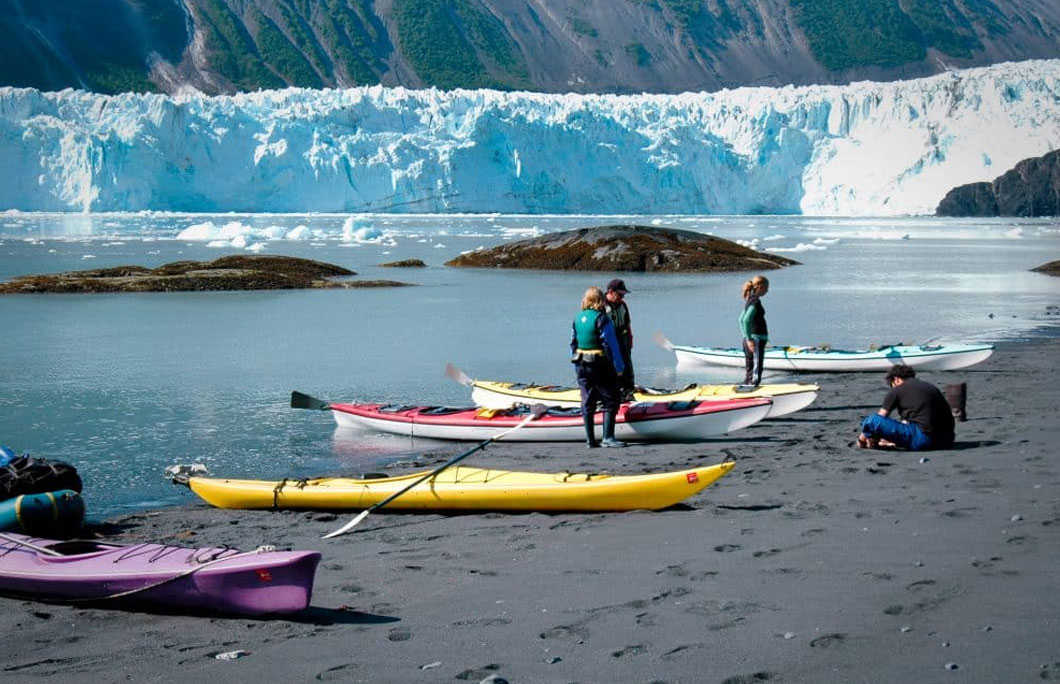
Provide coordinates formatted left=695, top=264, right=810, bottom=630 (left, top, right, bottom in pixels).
left=1, top=59, right=1058, bottom=215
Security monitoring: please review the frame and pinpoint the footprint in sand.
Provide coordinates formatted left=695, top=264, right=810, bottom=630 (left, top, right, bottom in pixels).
left=453, top=664, right=502, bottom=681
left=539, top=623, right=591, bottom=640
left=1039, top=662, right=1060, bottom=681
left=611, top=644, right=647, bottom=658
left=721, top=672, right=775, bottom=683
left=809, top=633, right=846, bottom=648
left=314, top=663, right=357, bottom=681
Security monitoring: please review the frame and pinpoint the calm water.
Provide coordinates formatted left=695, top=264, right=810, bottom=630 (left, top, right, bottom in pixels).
left=2, top=214, right=1058, bottom=517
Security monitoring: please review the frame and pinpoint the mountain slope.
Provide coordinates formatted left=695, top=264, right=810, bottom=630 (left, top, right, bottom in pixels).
left=3, top=0, right=1060, bottom=94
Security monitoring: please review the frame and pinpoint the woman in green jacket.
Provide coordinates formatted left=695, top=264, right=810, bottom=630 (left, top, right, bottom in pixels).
left=740, top=275, right=769, bottom=386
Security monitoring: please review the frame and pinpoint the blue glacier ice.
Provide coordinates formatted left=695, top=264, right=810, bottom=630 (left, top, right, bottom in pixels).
left=1, top=59, right=1058, bottom=215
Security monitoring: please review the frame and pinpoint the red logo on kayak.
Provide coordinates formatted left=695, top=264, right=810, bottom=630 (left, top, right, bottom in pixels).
left=255, top=569, right=273, bottom=582
left=686, top=472, right=699, bottom=484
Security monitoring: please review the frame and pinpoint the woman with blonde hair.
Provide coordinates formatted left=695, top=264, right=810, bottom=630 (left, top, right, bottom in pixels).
left=739, top=275, right=769, bottom=386
left=571, top=286, right=627, bottom=447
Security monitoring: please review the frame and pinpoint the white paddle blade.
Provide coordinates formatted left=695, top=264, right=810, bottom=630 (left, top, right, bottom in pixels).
left=652, top=331, right=675, bottom=351
left=322, top=509, right=370, bottom=539
left=444, top=362, right=473, bottom=386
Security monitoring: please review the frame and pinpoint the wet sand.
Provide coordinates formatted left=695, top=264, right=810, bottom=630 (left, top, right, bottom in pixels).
left=2, top=336, right=1058, bottom=684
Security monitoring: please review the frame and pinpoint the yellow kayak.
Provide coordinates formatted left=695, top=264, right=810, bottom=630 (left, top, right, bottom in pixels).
left=470, top=380, right=818, bottom=417
left=185, top=462, right=734, bottom=512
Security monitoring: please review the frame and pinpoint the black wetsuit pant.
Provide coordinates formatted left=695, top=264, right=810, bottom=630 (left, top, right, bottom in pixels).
left=575, top=360, right=621, bottom=419
left=743, top=337, right=767, bottom=386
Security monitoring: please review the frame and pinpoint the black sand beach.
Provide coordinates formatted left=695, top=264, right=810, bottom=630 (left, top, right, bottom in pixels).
left=2, top=336, right=1058, bottom=684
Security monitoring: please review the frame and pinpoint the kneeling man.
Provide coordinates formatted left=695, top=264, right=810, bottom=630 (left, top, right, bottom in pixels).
left=858, top=364, right=954, bottom=451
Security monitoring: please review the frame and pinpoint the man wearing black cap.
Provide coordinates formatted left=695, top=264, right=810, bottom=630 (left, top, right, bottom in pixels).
left=605, top=278, right=635, bottom=400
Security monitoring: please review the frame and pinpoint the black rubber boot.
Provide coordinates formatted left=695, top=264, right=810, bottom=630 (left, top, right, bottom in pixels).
left=583, top=413, right=599, bottom=448
left=600, top=412, right=626, bottom=448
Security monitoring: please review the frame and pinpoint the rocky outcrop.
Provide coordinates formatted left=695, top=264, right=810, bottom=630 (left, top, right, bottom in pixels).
left=445, top=225, right=798, bottom=272
left=378, top=259, right=427, bottom=268
left=1032, top=260, right=1060, bottom=277
left=937, top=149, right=1060, bottom=217
left=0, top=255, right=411, bottom=294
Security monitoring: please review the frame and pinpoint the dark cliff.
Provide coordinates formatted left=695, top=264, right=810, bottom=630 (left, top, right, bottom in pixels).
left=936, top=149, right=1060, bottom=217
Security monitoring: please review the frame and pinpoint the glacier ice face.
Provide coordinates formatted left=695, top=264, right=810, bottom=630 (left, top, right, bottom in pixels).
left=1, top=60, right=1058, bottom=215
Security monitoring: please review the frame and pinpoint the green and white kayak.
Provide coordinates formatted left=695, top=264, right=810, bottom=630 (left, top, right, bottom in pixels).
left=669, top=342, right=994, bottom=372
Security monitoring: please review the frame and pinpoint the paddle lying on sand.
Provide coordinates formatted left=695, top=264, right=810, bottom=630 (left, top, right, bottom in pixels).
left=291, top=390, right=549, bottom=539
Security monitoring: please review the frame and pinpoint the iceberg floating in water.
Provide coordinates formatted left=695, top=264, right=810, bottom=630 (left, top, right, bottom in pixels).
left=1, top=60, right=1058, bottom=216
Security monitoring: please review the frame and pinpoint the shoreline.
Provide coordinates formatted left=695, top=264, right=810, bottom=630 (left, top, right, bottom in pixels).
left=2, top=336, right=1058, bottom=683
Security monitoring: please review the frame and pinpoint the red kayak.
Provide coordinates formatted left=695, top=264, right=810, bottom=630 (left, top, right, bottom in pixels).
left=324, top=397, right=772, bottom=441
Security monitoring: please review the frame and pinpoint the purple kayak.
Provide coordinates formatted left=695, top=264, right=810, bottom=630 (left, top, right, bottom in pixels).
left=0, top=532, right=321, bottom=616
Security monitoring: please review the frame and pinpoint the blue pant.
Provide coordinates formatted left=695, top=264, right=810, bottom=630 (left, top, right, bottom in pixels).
left=860, top=415, right=933, bottom=451
left=743, top=337, right=766, bottom=386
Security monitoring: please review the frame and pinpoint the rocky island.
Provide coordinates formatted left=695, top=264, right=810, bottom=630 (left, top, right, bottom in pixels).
left=445, top=225, right=798, bottom=272
left=1032, top=260, right=1060, bottom=277
left=0, top=255, right=411, bottom=294
left=378, top=259, right=427, bottom=268
left=936, top=149, right=1060, bottom=217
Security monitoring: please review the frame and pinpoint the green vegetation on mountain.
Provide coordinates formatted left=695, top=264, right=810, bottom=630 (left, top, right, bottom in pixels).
left=317, top=0, right=388, bottom=85
left=658, top=0, right=749, bottom=60
left=248, top=5, right=322, bottom=87
left=625, top=43, right=652, bottom=67
left=789, top=0, right=1000, bottom=70
left=393, top=0, right=530, bottom=90
left=570, top=16, right=599, bottom=38
left=0, top=0, right=1051, bottom=95
left=789, top=0, right=923, bottom=69
left=272, top=1, right=331, bottom=80
left=198, top=0, right=285, bottom=90
left=903, top=0, right=982, bottom=58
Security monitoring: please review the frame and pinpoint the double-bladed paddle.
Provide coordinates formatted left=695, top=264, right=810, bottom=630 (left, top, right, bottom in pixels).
left=291, top=389, right=549, bottom=539
left=443, top=362, right=473, bottom=387
left=652, top=332, right=675, bottom=352
left=320, top=402, right=549, bottom=539
left=291, top=390, right=330, bottom=411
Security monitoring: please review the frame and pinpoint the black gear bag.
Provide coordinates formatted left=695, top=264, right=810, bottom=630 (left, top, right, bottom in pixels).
left=0, top=455, right=83, bottom=502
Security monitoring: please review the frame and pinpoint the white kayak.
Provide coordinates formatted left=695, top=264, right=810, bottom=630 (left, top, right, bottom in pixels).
left=324, top=399, right=773, bottom=442
left=670, top=342, right=994, bottom=372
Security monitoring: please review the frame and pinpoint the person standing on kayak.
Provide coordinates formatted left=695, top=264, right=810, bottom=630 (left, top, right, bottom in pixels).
left=571, top=286, right=627, bottom=448
left=857, top=364, right=955, bottom=451
left=740, top=275, right=769, bottom=386
left=604, top=278, right=635, bottom=401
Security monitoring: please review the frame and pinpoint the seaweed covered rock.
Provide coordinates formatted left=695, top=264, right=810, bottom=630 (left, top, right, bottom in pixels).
left=0, top=255, right=412, bottom=293
left=445, top=225, right=798, bottom=272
